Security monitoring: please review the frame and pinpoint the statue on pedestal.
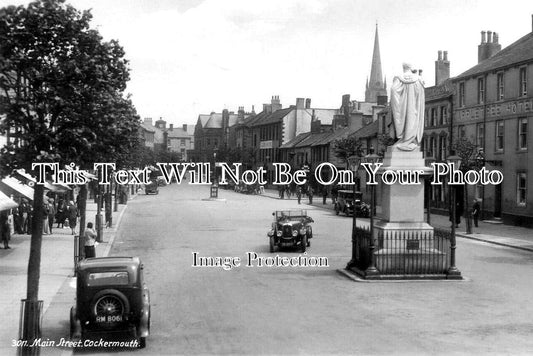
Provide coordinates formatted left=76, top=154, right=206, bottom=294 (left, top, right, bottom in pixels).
left=390, top=63, right=425, bottom=151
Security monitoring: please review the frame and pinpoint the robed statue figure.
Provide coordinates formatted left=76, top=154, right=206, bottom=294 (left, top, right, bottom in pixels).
left=390, top=63, right=425, bottom=151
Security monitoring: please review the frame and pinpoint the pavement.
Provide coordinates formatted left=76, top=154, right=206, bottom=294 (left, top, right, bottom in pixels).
left=257, top=188, right=533, bottom=252
left=0, top=194, right=133, bottom=356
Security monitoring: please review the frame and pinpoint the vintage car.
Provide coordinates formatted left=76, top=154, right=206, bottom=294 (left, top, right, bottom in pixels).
left=267, top=210, right=314, bottom=252
left=145, top=180, right=159, bottom=195
left=334, top=190, right=370, bottom=217
left=70, top=257, right=150, bottom=348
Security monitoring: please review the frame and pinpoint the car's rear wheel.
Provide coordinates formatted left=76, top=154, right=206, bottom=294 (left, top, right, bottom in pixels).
left=91, top=289, right=129, bottom=329
left=301, top=234, right=307, bottom=252
left=335, top=205, right=339, bottom=215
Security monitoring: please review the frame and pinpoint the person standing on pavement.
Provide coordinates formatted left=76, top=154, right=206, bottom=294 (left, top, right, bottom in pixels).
left=68, top=200, right=78, bottom=235
left=83, top=222, right=97, bottom=258
left=0, top=210, right=11, bottom=249
left=296, top=186, right=302, bottom=204
left=322, top=187, right=328, bottom=205
left=307, top=186, right=314, bottom=204
left=472, top=199, right=481, bottom=228
left=47, top=198, right=55, bottom=234
left=42, top=200, right=50, bottom=235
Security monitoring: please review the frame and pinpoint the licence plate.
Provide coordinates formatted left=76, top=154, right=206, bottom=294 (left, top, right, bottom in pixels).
left=96, top=315, right=123, bottom=323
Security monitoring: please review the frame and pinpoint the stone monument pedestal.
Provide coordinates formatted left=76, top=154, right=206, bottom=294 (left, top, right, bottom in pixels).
left=372, top=147, right=446, bottom=277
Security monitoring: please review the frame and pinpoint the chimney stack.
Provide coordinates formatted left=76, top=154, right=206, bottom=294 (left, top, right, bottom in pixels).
left=271, top=95, right=282, bottom=112
left=478, top=30, right=501, bottom=63
left=435, top=50, right=450, bottom=85
left=296, top=98, right=305, bottom=109
left=182, top=124, right=187, bottom=132
left=169, top=124, right=173, bottom=131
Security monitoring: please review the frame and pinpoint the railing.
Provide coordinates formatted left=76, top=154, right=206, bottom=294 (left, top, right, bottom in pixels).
left=352, top=227, right=452, bottom=276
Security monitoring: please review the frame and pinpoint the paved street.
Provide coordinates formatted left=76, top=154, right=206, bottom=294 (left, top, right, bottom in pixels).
left=73, top=183, right=533, bottom=355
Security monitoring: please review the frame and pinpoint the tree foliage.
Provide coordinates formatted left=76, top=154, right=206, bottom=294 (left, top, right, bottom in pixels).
left=0, top=0, right=139, bottom=174
left=0, top=0, right=140, bottom=313
left=333, top=136, right=365, bottom=166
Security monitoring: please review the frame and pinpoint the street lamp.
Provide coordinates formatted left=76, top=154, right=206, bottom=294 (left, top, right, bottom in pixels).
left=346, top=154, right=361, bottom=269
left=446, top=152, right=462, bottom=278
left=424, top=155, right=436, bottom=225
left=362, top=149, right=381, bottom=275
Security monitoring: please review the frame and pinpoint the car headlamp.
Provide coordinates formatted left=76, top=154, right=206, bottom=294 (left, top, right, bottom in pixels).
left=299, top=228, right=306, bottom=235
left=277, top=231, right=282, bottom=237
left=292, top=230, right=298, bottom=237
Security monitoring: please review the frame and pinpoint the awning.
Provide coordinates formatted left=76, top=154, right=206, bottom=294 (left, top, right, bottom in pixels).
left=0, top=190, right=18, bottom=211
left=0, top=177, right=34, bottom=201
left=15, top=169, right=71, bottom=193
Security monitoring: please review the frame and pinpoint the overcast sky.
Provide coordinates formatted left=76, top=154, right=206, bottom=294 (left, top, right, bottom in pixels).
left=2, top=0, right=533, bottom=126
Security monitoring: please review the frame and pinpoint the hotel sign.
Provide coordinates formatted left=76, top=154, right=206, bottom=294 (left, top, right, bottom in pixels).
left=260, top=140, right=274, bottom=149
left=458, top=98, right=533, bottom=120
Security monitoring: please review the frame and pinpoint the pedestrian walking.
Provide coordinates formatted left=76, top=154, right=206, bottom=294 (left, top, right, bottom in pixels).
left=472, top=199, right=480, bottom=228
left=308, top=186, right=314, bottom=204
left=19, top=199, right=29, bottom=234
left=0, top=210, right=11, bottom=249
left=42, top=200, right=50, bottom=235
left=83, top=222, right=97, bottom=258
left=331, top=184, right=338, bottom=204
left=56, top=199, right=66, bottom=228
left=279, top=185, right=285, bottom=199
left=285, top=184, right=292, bottom=199
left=47, top=198, right=55, bottom=234
left=68, top=200, right=78, bottom=235
left=322, top=187, right=328, bottom=205
left=296, top=186, right=302, bottom=204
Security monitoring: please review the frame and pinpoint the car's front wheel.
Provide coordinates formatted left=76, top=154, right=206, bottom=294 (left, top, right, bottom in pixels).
left=269, top=236, right=275, bottom=253
left=301, top=234, right=307, bottom=252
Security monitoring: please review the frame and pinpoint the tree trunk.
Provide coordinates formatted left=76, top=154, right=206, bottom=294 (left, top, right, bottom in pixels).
left=27, top=184, right=44, bottom=300
left=22, top=184, right=44, bottom=348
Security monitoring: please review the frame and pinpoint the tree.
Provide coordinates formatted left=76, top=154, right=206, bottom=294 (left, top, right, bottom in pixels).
left=0, top=0, right=139, bottom=347
left=451, top=137, right=481, bottom=234
left=333, top=136, right=365, bottom=168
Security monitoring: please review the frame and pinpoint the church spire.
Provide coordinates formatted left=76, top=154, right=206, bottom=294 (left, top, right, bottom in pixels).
left=365, top=23, right=387, bottom=103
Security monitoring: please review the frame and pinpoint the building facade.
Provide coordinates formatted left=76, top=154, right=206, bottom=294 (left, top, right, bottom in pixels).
left=452, top=25, right=533, bottom=226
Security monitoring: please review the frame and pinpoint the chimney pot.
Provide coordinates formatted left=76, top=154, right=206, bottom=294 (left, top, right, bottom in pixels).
left=481, top=31, right=486, bottom=43
left=493, top=32, right=499, bottom=44
left=443, top=51, right=448, bottom=61
left=438, top=50, right=442, bottom=60
left=169, top=124, right=173, bottom=131
left=487, top=30, right=493, bottom=43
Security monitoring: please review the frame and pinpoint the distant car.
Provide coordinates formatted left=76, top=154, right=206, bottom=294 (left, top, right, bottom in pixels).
left=267, top=210, right=314, bottom=252
left=145, top=181, right=159, bottom=194
left=70, top=257, right=150, bottom=348
left=334, top=190, right=370, bottom=217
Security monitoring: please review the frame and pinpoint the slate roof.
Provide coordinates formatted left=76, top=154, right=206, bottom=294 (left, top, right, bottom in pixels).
left=167, top=127, right=190, bottom=138
left=280, top=132, right=311, bottom=149
left=255, top=107, right=294, bottom=126
left=350, top=120, right=379, bottom=139
left=140, top=122, right=156, bottom=133
left=456, top=32, right=533, bottom=79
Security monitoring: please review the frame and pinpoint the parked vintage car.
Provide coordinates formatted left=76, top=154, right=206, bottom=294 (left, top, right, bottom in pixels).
left=267, top=210, right=314, bottom=252
left=70, top=257, right=150, bottom=348
left=144, top=180, right=159, bottom=195
left=334, top=190, right=370, bottom=217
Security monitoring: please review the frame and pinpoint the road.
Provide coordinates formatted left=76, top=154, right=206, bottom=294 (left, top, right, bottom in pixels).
left=81, top=183, right=533, bottom=355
